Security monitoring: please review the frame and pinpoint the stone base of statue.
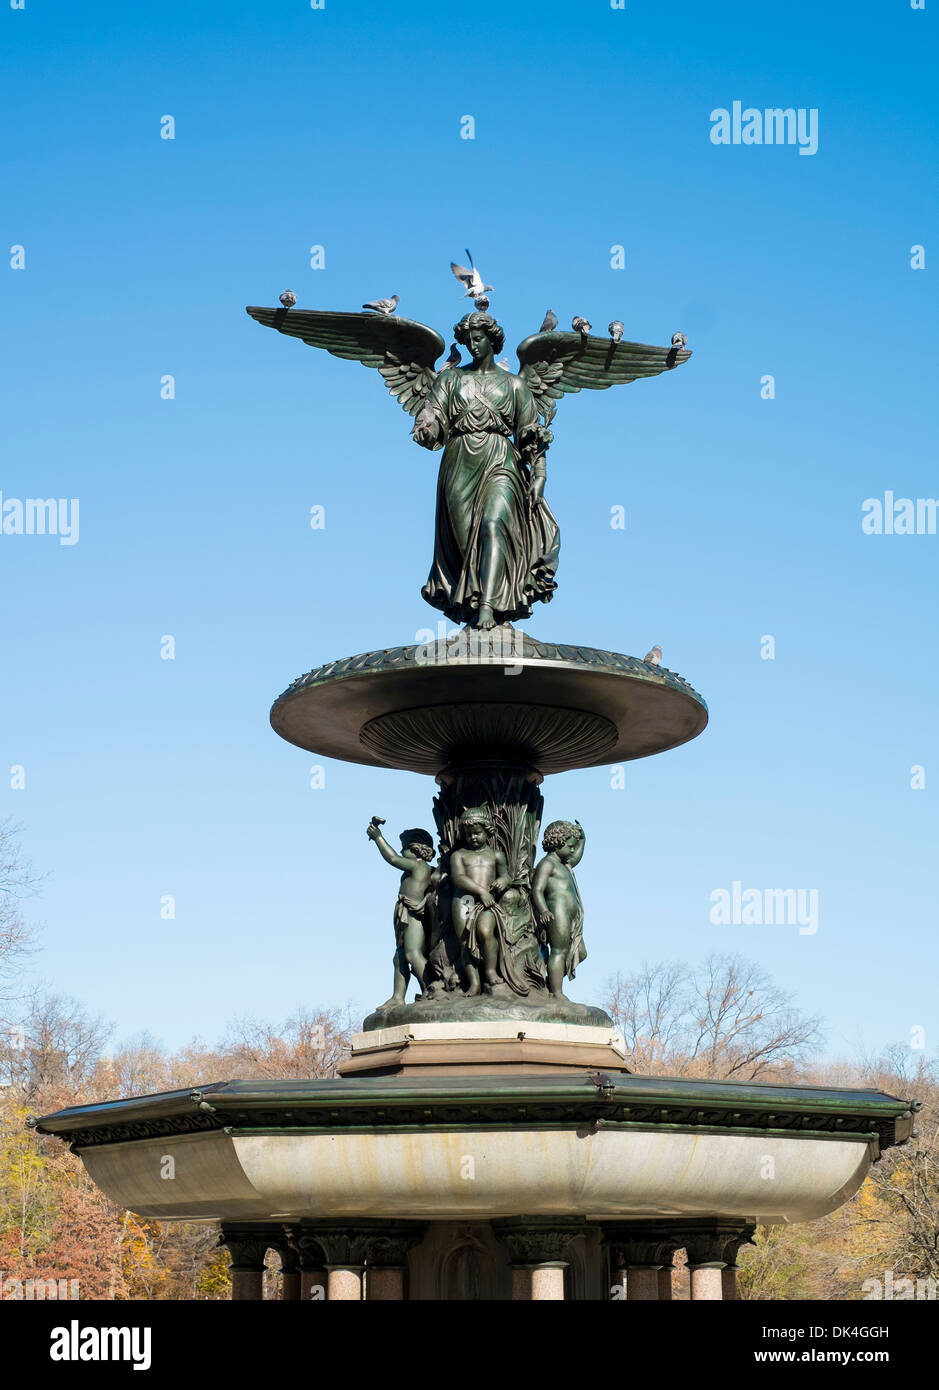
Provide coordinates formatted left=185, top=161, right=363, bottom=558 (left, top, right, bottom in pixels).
left=362, top=993, right=613, bottom=1032
left=338, top=1020, right=630, bottom=1077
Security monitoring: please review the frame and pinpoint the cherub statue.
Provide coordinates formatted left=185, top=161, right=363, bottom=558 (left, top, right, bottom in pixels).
left=247, top=302, right=690, bottom=628
left=532, top=820, right=587, bottom=998
left=449, top=808, right=511, bottom=996
left=366, top=817, right=435, bottom=1007
left=447, top=807, right=544, bottom=997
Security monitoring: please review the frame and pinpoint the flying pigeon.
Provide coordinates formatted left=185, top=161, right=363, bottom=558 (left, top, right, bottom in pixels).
left=279, top=289, right=297, bottom=309
left=643, top=644, right=663, bottom=666
left=572, top=315, right=592, bottom=338
left=540, top=309, right=558, bottom=333
left=362, top=294, right=399, bottom=315
left=451, top=249, right=493, bottom=299
left=608, top=320, right=624, bottom=343
left=473, top=294, right=490, bottom=312
left=444, top=342, right=461, bottom=368
left=671, top=332, right=687, bottom=348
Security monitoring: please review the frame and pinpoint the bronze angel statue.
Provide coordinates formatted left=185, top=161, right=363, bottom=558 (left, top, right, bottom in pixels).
left=246, top=303, right=690, bottom=629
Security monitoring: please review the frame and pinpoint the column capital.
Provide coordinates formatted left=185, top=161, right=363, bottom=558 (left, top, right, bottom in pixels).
left=294, top=1233, right=327, bottom=1269
left=364, top=1226, right=427, bottom=1269
left=218, top=1225, right=272, bottom=1272
left=601, top=1228, right=680, bottom=1270
left=679, top=1222, right=754, bottom=1269
left=300, top=1220, right=426, bottom=1270
left=492, top=1217, right=584, bottom=1267
left=722, top=1225, right=757, bottom=1269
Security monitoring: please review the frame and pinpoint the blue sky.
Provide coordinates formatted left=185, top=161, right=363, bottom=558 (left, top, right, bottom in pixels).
left=1, top=0, right=936, bottom=1066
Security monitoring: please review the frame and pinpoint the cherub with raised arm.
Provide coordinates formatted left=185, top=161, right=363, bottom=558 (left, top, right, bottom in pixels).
left=366, top=817, right=435, bottom=1007
left=532, top=820, right=587, bottom=998
left=449, top=808, right=512, bottom=996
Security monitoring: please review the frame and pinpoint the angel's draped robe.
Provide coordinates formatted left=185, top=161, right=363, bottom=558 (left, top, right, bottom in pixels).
left=419, top=367, right=560, bottom=625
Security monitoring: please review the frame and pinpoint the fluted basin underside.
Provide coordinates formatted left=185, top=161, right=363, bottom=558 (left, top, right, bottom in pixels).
left=270, top=634, right=708, bottom=773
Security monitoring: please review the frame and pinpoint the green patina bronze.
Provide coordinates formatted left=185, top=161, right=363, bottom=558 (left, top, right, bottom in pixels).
left=246, top=304, right=690, bottom=630
left=247, top=288, right=697, bottom=1025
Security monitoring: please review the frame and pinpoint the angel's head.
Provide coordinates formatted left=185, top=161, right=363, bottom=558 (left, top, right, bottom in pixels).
left=454, top=311, right=505, bottom=363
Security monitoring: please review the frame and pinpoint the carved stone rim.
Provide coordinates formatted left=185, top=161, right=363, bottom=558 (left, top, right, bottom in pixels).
left=34, top=1074, right=914, bottom=1155
left=270, top=635, right=709, bottom=771
left=277, top=635, right=706, bottom=708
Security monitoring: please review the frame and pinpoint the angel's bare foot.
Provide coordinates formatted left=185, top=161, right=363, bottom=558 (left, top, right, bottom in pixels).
left=476, top=605, right=496, bottom=630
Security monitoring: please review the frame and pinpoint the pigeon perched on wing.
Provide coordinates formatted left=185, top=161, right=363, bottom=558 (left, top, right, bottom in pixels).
left=540, top=309, right=558, bottom=333
left=671, top=332, right=687, bottom=348
left=362, top=294, right=399, bottom=315
left=643, top=644, right=663, bottom=666
left=451, top=249, right=493, bottom=299
left=279, top=289, right=297, bottom=309
left=444, top=343, right=461, bottom=368
left=572, top=315, right=592, bottom=338
left=608, top=320, right=624, bottom=343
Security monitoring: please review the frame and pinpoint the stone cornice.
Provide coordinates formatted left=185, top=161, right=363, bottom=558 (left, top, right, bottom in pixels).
left=33, top=1072, right=916, bottom=1155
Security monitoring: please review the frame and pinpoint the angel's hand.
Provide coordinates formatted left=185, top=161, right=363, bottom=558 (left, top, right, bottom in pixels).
left=529, top=474, right=545, bottom=508
left=412, top=407, right=439, bottom=449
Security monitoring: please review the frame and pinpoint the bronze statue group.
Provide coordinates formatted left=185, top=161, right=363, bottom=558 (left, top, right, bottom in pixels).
left=367, top=810, right=587, bottom=1009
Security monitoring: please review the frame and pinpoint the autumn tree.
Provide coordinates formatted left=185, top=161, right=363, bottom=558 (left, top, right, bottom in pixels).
left=220, top=1005, right=352, bottom=1080
left=604, top=953, right=824, bottom=1080
left=0, top=819, right=41, bottom=1024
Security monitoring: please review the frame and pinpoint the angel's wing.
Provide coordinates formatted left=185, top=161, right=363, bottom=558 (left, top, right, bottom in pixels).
left=516, top=331, right=692, bottom=425
left=246, top=307, right=446, bottom=417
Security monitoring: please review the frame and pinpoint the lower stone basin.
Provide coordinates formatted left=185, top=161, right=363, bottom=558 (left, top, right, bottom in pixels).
left=36, top=1071, right=914, bottom=1226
